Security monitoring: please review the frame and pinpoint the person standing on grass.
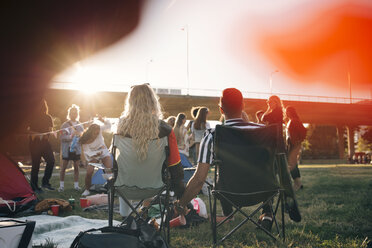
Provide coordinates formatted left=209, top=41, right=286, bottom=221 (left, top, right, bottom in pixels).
left=27, top=99, right=55, bottom=192
left=261, top=95, right=285, bottom=127
left=190, top=107, right=210, bottom=161
left=261, top=95, right=286, bottom=156
left=79, top=118, right=112, bottom=196
left=173, top=113, right=193, bottom=168
left=285, top=106, right=307, bottom=191
left=58, top=104, right=84, bottom=192
left=186, top=106, right=200, bottom=165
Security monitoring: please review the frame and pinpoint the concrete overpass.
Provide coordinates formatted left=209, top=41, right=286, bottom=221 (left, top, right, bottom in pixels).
left=45, top=89, right=372, bottom=159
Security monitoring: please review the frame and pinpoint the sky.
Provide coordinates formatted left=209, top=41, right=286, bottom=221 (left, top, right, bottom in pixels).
left=53, top=0, right=372, bottom=101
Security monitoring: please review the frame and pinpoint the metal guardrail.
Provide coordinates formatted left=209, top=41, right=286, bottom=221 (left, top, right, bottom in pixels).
left=50, top=81, right=371, bottom=104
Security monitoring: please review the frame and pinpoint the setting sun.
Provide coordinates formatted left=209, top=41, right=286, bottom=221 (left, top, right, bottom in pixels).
left=71, top=63, right=102, bottom=94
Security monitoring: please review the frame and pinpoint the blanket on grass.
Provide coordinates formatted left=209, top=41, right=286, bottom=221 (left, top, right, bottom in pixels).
left=0, top=215, right=120, bottom=248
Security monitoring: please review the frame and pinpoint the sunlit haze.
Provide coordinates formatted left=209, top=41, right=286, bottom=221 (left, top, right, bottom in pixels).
left=52, top=0, right=372, bottom=101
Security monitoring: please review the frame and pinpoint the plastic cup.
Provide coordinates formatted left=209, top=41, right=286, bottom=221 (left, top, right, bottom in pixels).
left=80, top=198, right=91, bottom=208
left=51, top=205, right=59, bottom=216
left=69, top=198, right=75, bottom=209
left=169, top=215, right=186, bottom=228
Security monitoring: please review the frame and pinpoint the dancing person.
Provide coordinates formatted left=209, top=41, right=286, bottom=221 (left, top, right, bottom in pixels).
left=191, top=107, right=210, bottom=161
left=285, top=106, right=307, bottom=191
left=59, top=104, right=84, bottom=192
left=27, top=99, right=55, bottom=192
left=79, top=118, right=112, bottom=196
left=116, top=83, right=185, bottom=218
left=174, top=88, right=274, bottom=229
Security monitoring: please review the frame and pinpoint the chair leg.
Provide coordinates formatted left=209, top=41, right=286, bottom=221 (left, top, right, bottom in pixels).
left=108, top=182, right=115, bottom=227
left=164, top=186, right=171, bottom=245
left=281, top=193, right=286, bottom=241
left=273, top=192, right=281, bottom=236
left=211, top=191, right=217, bottom=246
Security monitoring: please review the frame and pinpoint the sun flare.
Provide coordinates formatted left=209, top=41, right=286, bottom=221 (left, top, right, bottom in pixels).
left=70, top=63, right=105, bottom=94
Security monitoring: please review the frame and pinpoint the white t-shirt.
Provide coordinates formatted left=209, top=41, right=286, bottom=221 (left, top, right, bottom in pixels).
left=191, top=122, right=210, bottom=143
left=82, top=120, right=111, bottom=162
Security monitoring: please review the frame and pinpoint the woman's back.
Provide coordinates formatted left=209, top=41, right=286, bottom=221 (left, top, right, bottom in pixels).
left=191, top=122, right=210, bottom=142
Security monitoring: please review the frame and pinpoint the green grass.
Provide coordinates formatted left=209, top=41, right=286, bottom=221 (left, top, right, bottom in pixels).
left=33, top=165, right=372, bottom=248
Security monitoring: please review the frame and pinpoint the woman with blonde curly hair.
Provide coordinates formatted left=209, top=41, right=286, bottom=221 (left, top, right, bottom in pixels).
left=116, top=84, right=185, bottom=218
left=117, top=83, right=163, bottom=161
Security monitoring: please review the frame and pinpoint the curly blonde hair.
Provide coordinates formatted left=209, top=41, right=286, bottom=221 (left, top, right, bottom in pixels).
left=117, top=84, right=163, bottom=161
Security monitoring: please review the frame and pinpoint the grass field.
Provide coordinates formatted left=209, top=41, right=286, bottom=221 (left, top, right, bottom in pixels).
left=34, top=165, right=372, bottom=248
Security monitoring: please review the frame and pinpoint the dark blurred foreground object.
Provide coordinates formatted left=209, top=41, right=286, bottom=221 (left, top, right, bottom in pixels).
left=0, top=1, right=141, bottom=152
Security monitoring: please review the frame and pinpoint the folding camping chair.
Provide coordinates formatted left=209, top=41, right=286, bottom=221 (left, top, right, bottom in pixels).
left=107, top=134, right=172, bottom=243
left=208, top=124, right=292, bottom=246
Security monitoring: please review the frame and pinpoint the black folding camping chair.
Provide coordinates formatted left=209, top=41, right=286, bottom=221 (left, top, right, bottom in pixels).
left=208, top=124, right=300, bottom=246
left=107, top=134, right=172, bottom=243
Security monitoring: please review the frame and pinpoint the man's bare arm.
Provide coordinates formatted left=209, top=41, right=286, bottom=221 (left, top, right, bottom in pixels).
left=178, top=162, right=210, bottom=207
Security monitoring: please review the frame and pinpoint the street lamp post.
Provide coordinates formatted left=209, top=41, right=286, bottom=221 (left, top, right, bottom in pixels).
left=146, top=59, right=153, bottom=83
left=181, top=25, right=190, bottom=95
left=269, top=70, right=279, bottom=94
left=348, top=69, right=352, bottom=104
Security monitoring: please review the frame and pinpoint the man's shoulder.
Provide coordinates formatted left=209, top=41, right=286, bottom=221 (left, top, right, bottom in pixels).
left=224, top=119, right=264, bottom=128
left=205, top=127, right=215, bottom=136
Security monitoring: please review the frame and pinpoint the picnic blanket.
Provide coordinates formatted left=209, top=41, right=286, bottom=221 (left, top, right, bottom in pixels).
left=0, top=215, right=120, bottom=248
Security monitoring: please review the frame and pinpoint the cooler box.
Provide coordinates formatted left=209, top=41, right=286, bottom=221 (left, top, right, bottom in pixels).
left=0, top=220, right=35, bottom=248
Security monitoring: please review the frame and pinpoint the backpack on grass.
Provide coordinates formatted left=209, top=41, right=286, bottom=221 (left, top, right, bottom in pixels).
left=70, top=217, right=168, bottom=248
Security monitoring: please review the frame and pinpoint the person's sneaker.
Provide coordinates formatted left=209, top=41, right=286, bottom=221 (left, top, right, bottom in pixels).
left=81, top=189, right=90, bottom=196
left=74, top=186, right=81, bottom=191
left=42, top=184, right=55, bottom=191
left=32, top=186, right=43, bottom=194
left=58, top=186, right=64, bottom=192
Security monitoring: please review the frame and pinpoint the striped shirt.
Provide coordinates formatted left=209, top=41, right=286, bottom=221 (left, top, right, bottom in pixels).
left=197, top=118, right=263, bottom=164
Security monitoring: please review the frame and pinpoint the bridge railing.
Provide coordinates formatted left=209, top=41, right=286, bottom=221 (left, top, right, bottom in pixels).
left=240, top=91, right=370, bottom=104
left=184, top=88, right=371, bottom=104
left=50, top=81, right=371, bottom=104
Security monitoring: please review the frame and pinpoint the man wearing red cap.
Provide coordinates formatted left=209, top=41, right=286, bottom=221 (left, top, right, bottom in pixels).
left=174, top=88, right=274, bottom=230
